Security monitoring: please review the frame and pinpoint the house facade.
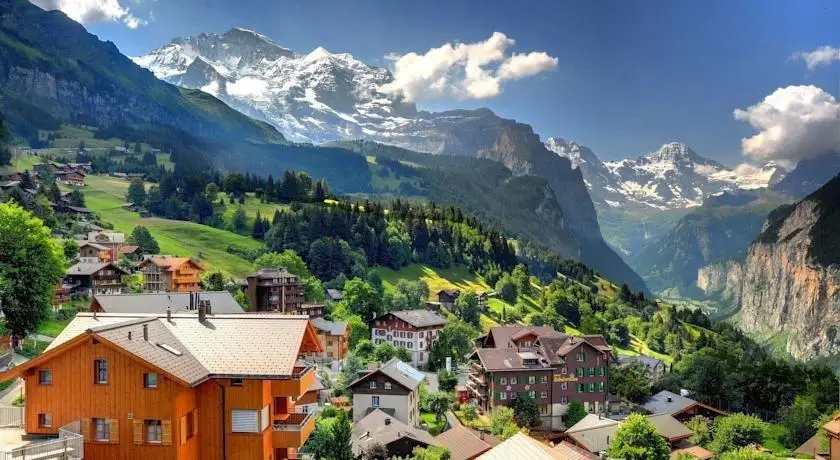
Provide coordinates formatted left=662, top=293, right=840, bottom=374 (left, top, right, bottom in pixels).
left=306, top=318, right=350, bottom=362
left=0, top=311, right=324, bottom=460
left=437, top=289, right=460, bottom=309
left=368, top=310, right=447, bottom=367
left=467, top=326, right=612, bottom=419
left=65, top=262, right=128, bottom=296
left=246, top=269, right=305, bottom=313
left=348, top=358, right=425, bottom=426
left=87, top=231, right=124, bottom=259
left=140, top=256, right=203, bottom=293
left=78, top=242, right=111, bottom=261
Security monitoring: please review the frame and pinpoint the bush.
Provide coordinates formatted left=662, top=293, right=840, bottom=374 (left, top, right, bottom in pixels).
left=710, top=414, right=768, bottom=454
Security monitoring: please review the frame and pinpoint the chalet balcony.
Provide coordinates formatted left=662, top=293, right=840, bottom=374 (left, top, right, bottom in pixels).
left=271, top=365, right=316, bottom=398
left=272, top=410, right=317, bottom=449
left=0, top=414, right=84, bottom=460
left=466, top=382, right=486, bottom=399
left=468, top=372, right=487, bottom=386
left=470, top=362, right=485, bottom=372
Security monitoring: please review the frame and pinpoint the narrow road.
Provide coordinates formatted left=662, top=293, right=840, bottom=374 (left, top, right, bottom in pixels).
left=444, top=410, right=461, bottom=430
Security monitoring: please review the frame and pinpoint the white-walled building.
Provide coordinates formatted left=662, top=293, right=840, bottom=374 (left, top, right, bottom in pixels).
left=368, top=310, right=447, bottom=367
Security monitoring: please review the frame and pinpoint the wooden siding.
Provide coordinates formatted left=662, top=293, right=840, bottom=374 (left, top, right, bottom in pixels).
left=25, top=337, right=183, bottom=460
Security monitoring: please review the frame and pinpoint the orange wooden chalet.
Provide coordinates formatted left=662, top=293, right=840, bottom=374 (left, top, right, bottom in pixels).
left=0, top=310, right=323, bottom=460
left=139, top=256, right=203, bottom=293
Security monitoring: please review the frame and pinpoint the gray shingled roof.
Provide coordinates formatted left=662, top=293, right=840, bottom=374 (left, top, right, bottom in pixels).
left=326, top=289, right=344, bottom=301
left=48, top=313, right=312, bottom=385
left=93, top=292, right=244, bottom=314
left=349, top=358, right=425, bottom=391
left=474, top=348, right=550, bottom=371
left=644, top=390, right=697, bottom=415
left=309, top=317, right=347, bottom=336
left=66, top=261, right=126, bottom=276
left=618, top=355, right=664, bottom=368
left=477, top=432, right=562, bottom=459
left=383, top=309, right=446, bottom=328
left=434, top=425, right=493, bottom=460
left=352, top=409, right=437, bottom=456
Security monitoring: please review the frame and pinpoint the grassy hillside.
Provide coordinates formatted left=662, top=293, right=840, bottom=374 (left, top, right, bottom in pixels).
left=80, top=175, right=261, bottom=277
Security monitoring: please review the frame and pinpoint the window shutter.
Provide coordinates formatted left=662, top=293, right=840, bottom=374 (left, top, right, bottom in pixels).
left=180, top=416, right=187, bottom=445
left=231, top=410, right=259, bottom=433
left=108, top=419, right=119, bottom=443
left=162, top=420, right=172, bottom=446
left=81, top=418, right=91, bottom=441
left=133, top=420, right=143, bottom=445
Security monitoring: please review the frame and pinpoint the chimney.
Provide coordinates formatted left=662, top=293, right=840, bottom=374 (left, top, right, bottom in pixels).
left=666, top=396, right=673, bottom=403
left=189, top=292, right=194, bottom=310
left=143, top=324, right=148, bottom=341
left=198, top=305, right=206, bottom=323
left=479, top=431, right=484, bottom=440
left=384, top=417, right=391, bottom=426
left=128, top=331, right=132, bottom=340
left=205, top=300, right=212, bottom=315
left=166, top=306, right=172, bottom=322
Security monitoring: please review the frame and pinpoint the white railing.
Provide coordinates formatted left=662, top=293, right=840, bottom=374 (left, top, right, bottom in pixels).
left=0, top=420, right=84, bottom=460
left=0, top=407, right=23, bottom=428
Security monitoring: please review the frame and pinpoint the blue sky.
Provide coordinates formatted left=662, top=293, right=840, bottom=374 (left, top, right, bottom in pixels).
left=65, top=0, right=840, bottom=165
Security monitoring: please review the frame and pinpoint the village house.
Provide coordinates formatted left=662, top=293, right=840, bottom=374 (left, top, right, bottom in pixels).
left=306, top=318, right=350, bottom=362
left=643, top=390, right=727, bottom=420
left=561, top=413, right=712, bottom=459
left=437, top=289, right=460, bottom=309
left=477, top=292, right=490, bottom=309
left=368, top=309, right=447, bottom=367
left=78, top=242, right=111, bottom=261
left=478, top=432, right=567, bottom=460
left=0, top=311, right=323, bottom=460
left=817, top=414, right=840, bottom=459
left=245, top=268, right=305, bottom=313
left=118, top=245, right=144, bottom=262
left=348, top=358, right=425, bottom=426
left=65, top=261, right=128, bottom=296
left=467, top=326, right=613, bottom=419
left=139, top=256, right=203, bottom=293
left=90, top=291, right=244, bottom=315
left=434, top=425, right=496, bottom=460
left=56, top=170, right=86, bottom=187
left=618, top=355, right=667, bottom=380
left=352, top=409, right=439, bottom=459
left=325, top=288, right=344, bottom=302
left=86, top=231, right=126, bottom=261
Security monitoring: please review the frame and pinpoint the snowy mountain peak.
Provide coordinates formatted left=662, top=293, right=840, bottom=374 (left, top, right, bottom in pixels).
left=545, top=138, right=787, bottom=210
left=305, top=46, right=333, bottom=61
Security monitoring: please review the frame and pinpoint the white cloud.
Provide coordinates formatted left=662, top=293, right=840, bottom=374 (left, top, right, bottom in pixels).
left=30, top=0, right=146, bottom=28
left=733, top=85, right=840, bottom=167
left=791, top=45, right=840, bottom=70
left=225, top=77, right=269, bottom=98
left=380, top=32, right=558, bottom=102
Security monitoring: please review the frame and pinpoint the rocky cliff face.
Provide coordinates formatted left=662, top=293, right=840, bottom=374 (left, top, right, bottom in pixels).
left=699, top=176, right=840, bottom=360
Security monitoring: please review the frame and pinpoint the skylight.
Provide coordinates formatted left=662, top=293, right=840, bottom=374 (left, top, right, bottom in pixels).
left=157, top=343, right=182, bottom=356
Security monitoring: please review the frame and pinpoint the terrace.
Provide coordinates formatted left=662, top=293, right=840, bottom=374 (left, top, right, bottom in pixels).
left=0, top=408, right=84, bottom=460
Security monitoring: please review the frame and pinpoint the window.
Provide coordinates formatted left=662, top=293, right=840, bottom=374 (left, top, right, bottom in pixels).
left=144, top=372, right=158, bottom=388
left=560, top=396, right=568, bottom=404
left=561, top=382, right=567, bottom=390
left=420, top=331, right=424, bottom=338
left=510, top=377, right=517, bottom=385
left=369, top=381, right=377, bottom=389
left=541, top=375, right=548, bottom=384
left=575, top=368, right=584, bottom=377
left=372, top=396, right=380, bottom=408
left=499, top=377, right=507, bottom=385
left=38, top=413, right=52, bottom=428
left=38, top=370, right=52, bottom=385
left=576, top=352, right=586, bottom=362
left=231, top=410, right=260, bottom=433
left=327, top=340, right=333, bottom=346
left=186, top=411, right=196, bottom=439
left=231, top=378, right=244, bottom=387
left=384, top=382, right=392, bottom=390
left=94, top=418, right=110, bottom=441
left=407, top=342, right=413, bottom=349
left=528, top=376, right=535, bottom=384
left=94, top=359, right=108, bottom=384
left=499, top=392, right=506, bottom=400
left=511, top=392, right=517, bottom=400
left=577, top=384, right=584, bottom=393
left=540, top=391, right=548, bottom=399
left=146, top=420, right=162, bottom=443
left=561, top=367, right=567, bottom=374
left=529, top=391, right=536, bottom=399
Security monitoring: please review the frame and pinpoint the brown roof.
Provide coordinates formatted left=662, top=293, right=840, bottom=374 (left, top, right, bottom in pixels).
left=119, top=245, right=140, bottom=254
left=1, top=313, right=321, bottom=386
left=141, top=256, right=200, bottom=272
left=352, top=409, right=438, bottom=456
left=377, top=309, right=447, bottom=328
left=670, top=441, right=714, bottom=460
left=434, top=425, right=493, bottom=460
left=794, top=433, right=824, bottom=456
left=552, top=441, right=598, bottom=459
left=485, top=326, right=562, bottom=348
left=349, top=358, right=426, bottom=391
left=477, top=433, right=563, bottom=459
left=646, top=413, right=692, bottom=442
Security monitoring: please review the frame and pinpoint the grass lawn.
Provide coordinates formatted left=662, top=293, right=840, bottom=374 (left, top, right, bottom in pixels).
left=219, top=192, right=289, bottom=229
left=375, top=264, right=493, bottom=300
left=81, top=175, right=263, bottom=277
left=37, top=317, right=71, bottom=338
left=762, top=423, right=795, bottom=456
left=453, top=409, right=490, bottom=430
left=419, top=412, right=446, bottom=435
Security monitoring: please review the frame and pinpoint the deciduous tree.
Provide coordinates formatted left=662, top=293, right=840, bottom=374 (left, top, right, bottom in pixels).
left=608, top=413, right=671, bottom=460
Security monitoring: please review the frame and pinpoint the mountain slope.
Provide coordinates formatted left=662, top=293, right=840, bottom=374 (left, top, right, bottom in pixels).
left=727, top=174, right=840, bottom=360
left=771, top=152, right=840, bottom=198
left=632, top=190, right=791, bottom=296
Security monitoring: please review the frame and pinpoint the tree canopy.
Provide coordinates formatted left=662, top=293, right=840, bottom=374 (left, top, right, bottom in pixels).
left=607, top=413, right=671, bottom=460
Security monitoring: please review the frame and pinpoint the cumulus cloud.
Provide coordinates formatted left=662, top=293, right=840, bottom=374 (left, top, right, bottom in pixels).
left=30, top=0, right=146, bottom=28
left=791, top=45, right=840, bottom=70
left=380, top=32, right=558, bottom=102
left=733, top=85, right=840, bottom=167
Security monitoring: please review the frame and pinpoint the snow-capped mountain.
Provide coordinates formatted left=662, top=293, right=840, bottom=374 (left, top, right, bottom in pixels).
left=545, top=138, right=786, bottom=210
left=133, top=27, right=419, bottom=143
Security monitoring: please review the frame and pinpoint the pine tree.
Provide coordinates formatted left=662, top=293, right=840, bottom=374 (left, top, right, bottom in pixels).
left=252, top=210, right=265, bottom=239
